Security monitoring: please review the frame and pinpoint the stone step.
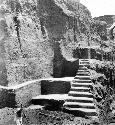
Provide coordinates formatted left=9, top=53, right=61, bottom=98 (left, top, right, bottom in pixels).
left=70, top=89, right=90, bottom=92
left=79, top=61, right=90, bottom=64
left=69, top=91, right=92, bottom=95
left=78, top=67, right=88, bottom=70
left=79, top=65, right=89, bottom=68
left=76, top=73, right=90, bottom=76
left=72, top=82, right=92, bottom=85
left=64, top=102, right=95, bottom=106
left=75, top=75, right=90, bottom=78
left=77, top=70, right=90, bottom=73
left=66, top=97, right=93, bottom=103
left=72, top=83, right=92, bottom=88
left=32, top=94, right=67, bottom=105
left=79, top=64, right=89, bottom=67
left=74, top=78, right=91, bottom=80
left=79, top=63, right=88, bottom=65
left=71, top=86, right=90, bottom=89
left=70, top=87, right=90, bottom=92
left=79, top=63, right=89, bottom=66
left=26, top=105, right=45, bottom=110
left=73, top=79, right=92, bottom=83
left=64, top=107, right=97, bottom=116
left=79, top=62, right=90, bottom=65
left=79, top=59, right=89, bottom=61
left=32, top=94, right=68, bottom=100
left=68, top=91, right=93, bottom=98
left=67, top=96, right=93, bottom=101
left=74, top=76, right=91, bottom=80
left=64, top=59, right=97, bottom=117
left=79, top=60, right=89, bottom=63
left=64, top=102, right=95, bottom=109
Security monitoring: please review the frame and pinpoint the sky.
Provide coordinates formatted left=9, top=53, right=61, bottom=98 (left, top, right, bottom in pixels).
left=80, top=0, right=115, bottom=17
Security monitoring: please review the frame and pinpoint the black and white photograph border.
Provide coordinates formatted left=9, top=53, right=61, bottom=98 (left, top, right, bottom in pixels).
left=0, top=0, right=115, bottom=124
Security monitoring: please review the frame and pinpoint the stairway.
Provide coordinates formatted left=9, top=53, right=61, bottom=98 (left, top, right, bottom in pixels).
left=63, top=59, right=98, bottom=118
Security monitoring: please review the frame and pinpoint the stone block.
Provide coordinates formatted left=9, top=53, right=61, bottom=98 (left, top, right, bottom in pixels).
left=0, top=80, right=41, bottom=108
left=41, top=77, right=72, bottom=94
left=0, top=77, right=73, bottom=108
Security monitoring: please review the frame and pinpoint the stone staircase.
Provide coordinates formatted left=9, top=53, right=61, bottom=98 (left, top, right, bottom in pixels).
left=63, top=59, right=98, bottom=117
left=28, top=59, right=98, bottom=120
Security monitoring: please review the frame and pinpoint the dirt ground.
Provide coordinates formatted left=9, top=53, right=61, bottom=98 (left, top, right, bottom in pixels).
left=22, top=109, right=97, bottom=125
left=0, top=107, right=99, bottom=125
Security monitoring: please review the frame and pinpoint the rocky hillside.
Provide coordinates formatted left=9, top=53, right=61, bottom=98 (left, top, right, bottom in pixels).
left=94, top=15, right=115, bottom=28
left=0, top=0, right=54, bottom=86
left=94, top=15, right=115, bottom=40
left=0, top=0, right=107, bottom=86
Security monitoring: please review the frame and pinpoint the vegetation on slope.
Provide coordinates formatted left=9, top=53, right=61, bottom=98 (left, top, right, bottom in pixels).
left=88, top=59, right=115, bottom=124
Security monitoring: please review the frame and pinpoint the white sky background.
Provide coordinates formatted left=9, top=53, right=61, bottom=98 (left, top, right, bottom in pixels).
left=80, top=0, right=115, bottom=17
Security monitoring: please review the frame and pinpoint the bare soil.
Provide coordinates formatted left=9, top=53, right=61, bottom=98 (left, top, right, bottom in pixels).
left=22, top=109, right=97, bottom=125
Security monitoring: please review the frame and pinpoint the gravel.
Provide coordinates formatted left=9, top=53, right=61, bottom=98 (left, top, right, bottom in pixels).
left=22, top=109, right=98, bottom=125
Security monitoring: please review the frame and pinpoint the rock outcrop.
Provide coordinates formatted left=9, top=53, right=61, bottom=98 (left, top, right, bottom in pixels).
left=94, top=15, right=115, bottom=40
left=94, top=15, right=115, bottom=28
left=0, top=0, right=106, bottom=86
left=0, top=0, right=54, bottom=86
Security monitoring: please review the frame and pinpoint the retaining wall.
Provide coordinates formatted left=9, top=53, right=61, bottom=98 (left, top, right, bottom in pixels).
left=0, top=77, right=73, bottom=124
left=0, top=80, right=41, bottom=108
left=0, top=77, right=73, bottom=108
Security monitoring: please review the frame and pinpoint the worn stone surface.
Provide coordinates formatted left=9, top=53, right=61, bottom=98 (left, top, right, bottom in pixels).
left=0, top=3, right=8, bottom=86
left=0, top=80, right=41, bottom=108
left=0, top=0, right=54, bottom=86
left=0, top=108, right=16, bottom=125
left=15, top=80, right=41, bottom=107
